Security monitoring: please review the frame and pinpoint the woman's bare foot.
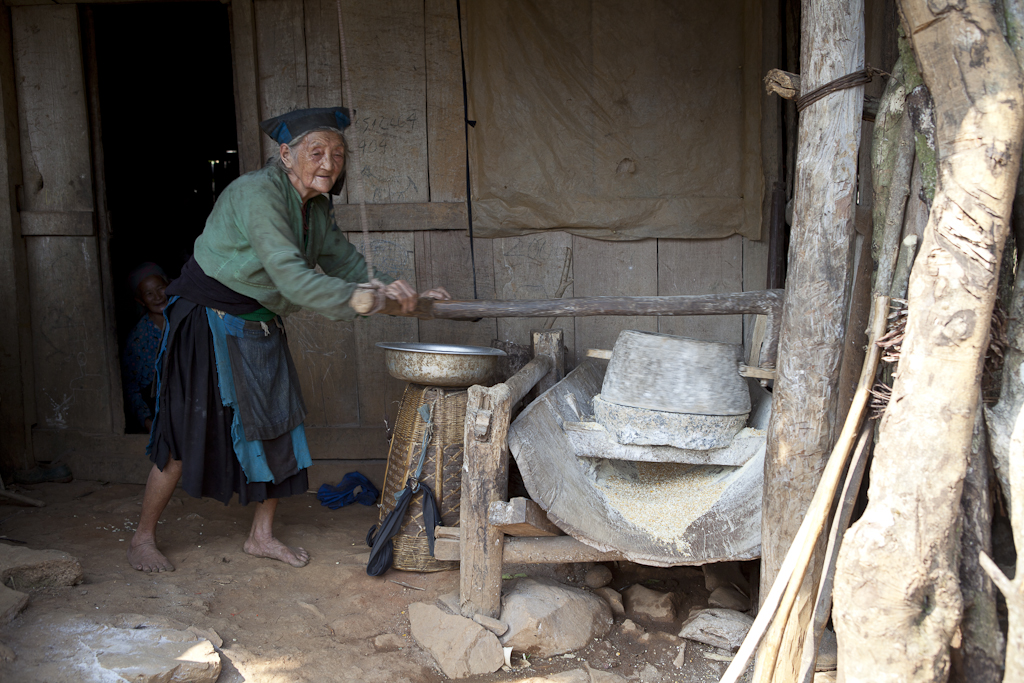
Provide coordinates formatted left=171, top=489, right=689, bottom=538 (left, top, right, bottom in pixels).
left=243, top=536, right=309, bottom=567
left=127, top=539, right=174, bottom=572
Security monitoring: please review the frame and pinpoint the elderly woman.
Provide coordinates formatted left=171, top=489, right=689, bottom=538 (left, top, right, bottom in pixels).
left=127, top=107, right=447, bottom=573
left=122, top=263, right=170, bottom=433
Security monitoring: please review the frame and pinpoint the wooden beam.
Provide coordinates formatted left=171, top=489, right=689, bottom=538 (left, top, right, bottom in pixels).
left=755, top=0, right=866, bottom=679
left=487, top=497, right=564, bottom=537
left=434, top=534, right=625, bottom=564
left=530, top=329, right=565, bottom=397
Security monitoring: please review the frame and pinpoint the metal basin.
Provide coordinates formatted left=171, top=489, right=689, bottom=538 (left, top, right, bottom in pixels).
left=376, top=342, right=507, bottom=387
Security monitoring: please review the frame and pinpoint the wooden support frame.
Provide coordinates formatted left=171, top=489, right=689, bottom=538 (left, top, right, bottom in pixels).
left=457, top=330, right=571, bottom=619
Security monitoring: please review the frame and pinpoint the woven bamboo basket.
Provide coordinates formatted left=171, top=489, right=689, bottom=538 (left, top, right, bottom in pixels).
left=380, top=383, right=467, bottom=572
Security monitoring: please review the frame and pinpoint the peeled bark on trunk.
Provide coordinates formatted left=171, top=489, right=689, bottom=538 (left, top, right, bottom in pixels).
left=756, top=0, right=864, bottom=679
left=833, top=1, right=1024, bottom=681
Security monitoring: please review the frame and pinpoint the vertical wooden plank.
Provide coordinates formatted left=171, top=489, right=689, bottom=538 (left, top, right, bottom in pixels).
left=339, top=0, right=428, bottom=203
left=12, top=6, right=92, bottom=213
left=424, top=0, right=466, bottom=202
left=229, top=0, right=263, bottom=175
left=742, top=235, right=770, bottom=360
left=459, top=382, right=512, bottom=619
left=0, top=5, right=33, bottom=471
left=82, top=7, right=124, bottom=435
left=572, top=236, right=658, bottom=359
left=26, top=237, right=112, bottom=433
left=350, top=231, right=417, bottom=429
left=254, top=0, right=309, bottom=161
left=285, top=312, right=359, bottom=427
left=493, top=232, right=575, bottom=366
left=303, top=0, right=341, bottom=109
left=302, top=0, right=348, bottom=202
left=416, top=230, right=496, bottom=347
left=658, top=236, right=743, bottom=344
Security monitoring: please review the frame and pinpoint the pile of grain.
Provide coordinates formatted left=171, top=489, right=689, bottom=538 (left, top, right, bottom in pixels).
left=592, top=461, right=736, bottom=547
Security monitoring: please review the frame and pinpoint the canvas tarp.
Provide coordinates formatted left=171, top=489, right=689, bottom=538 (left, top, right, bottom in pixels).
left=464, top=0, right=763, bottom=241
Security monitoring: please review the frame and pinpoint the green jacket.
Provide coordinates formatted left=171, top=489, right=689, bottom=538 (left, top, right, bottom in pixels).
left=193, top=164, right=392, bottom=321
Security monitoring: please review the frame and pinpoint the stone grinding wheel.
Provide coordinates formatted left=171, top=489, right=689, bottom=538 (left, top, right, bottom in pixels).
left=601, top=330, right=750, bottom=416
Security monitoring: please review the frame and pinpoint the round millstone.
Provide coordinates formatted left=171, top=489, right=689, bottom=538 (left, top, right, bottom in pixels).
left=602, top=330, right=750, bottom=416
left=593, top=394, right=747, bottom=450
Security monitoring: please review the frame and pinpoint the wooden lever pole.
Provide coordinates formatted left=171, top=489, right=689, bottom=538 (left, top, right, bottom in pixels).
left=350, top=289, right=785, bottom=365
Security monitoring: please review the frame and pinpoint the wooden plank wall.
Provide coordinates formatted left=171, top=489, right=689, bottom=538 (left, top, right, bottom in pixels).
left=230, top=0, right=770, bottom=469
left=12, top=6, right=116, bottom=437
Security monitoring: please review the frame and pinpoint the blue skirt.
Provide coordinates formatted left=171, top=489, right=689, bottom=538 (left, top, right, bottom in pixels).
left=147, top=298, right=310, bottom=505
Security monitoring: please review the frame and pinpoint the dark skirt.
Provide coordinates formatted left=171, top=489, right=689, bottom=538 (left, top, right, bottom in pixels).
left=148, top=298, right=309, bottom=505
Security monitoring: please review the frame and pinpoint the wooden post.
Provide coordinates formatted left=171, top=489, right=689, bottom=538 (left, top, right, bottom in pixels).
left=458, top=356, right=552, bottom=619
left=756, top=0, right=865, bottom=679
left=834, top=0, right=1024, bottom=679
left=0, top=5, right=33, bottom=474
left=529, top=329, right=564, bottom=403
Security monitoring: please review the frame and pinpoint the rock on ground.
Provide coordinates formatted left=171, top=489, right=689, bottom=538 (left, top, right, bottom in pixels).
left=0, top=584, right=28, bottom=626
left=594, top=587, right=624, bottom=616
left=0, top=546, right=82, bottom=590
left=86, top=630, right=220, bottom=683
left=472, top=612, right=508, bottom=636
left=408, top=602, right=504, bottom=678
left=638, top=663, right=663, bottom=683
left=678, top=608, right=754, bottom=651
left=500, top=578, right=613, bottom=657
left=622, top=584, right=676, bottom=623
left=673, top=641, right=687, bottom=667
left=0, top=640, right=15, bottom=663
left=516, top=667, right=629, bottom=683
left=708, top=585, right=751, bottom=612
left=584, top=564, right=613, bottom=589
left=372, top=633, right=406, bottom=652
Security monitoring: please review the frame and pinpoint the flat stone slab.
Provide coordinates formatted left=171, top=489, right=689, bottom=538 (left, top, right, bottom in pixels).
left=602, top=331, right=750, bottom=415
left=0, top=545, right=83, bottom=590
left=593, top=395, right=747, bottom=450
left=677, top=608, right=754, bottom=651
left=567, top=422, right=766, bottom=465
left=84, top=628, right=220, bottom=683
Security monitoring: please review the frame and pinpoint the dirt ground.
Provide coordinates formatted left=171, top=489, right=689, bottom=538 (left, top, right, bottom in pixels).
left=0, top=480, right=754, bottom=683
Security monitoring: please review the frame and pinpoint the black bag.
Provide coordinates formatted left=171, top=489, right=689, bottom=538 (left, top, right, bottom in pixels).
left=365, top=481, right=441, bottom=577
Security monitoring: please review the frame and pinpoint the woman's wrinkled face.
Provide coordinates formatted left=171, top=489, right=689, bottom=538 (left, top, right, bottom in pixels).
left=281, top=131, right=346, bottom=201
left=136, top=275, right=168, bottom=316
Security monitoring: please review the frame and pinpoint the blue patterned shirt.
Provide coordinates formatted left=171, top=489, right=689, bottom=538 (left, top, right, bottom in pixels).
left=123, top=315, right=163, bottom=427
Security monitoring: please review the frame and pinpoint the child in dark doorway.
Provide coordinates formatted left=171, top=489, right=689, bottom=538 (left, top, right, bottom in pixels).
left=123, top=262, right=169, bottom=433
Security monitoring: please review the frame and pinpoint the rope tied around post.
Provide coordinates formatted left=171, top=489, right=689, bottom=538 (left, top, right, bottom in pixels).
left=796, top=67, right=889, bottom=112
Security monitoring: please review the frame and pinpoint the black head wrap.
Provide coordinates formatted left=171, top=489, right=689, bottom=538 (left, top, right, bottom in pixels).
left=259, top=107, right=351, bottom=144
left=259, top=107, right=352, bottom=195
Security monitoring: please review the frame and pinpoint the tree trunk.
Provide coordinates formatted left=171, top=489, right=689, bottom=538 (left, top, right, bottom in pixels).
left=756, top=0, right=864, bottom=679
left=833, top=1, right=1024, bottom=680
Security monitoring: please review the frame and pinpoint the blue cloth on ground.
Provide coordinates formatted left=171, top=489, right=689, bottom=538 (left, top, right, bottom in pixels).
left=317, top=472, right=379, bottom=509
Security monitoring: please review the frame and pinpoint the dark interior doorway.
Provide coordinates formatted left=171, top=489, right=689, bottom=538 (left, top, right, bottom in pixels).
left=90, top=2, right=239, bottom=431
